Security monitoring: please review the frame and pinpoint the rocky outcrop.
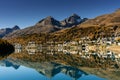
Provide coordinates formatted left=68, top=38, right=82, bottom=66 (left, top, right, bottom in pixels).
left=61, top=14, right=82, bottom=27
left=0, top=25, right=20, bottom=38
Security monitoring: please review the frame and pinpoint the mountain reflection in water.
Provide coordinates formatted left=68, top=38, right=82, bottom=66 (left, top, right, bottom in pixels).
left=0, top=59, right=106, bottom=80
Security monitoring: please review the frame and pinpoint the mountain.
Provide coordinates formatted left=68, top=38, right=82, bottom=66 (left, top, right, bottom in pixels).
left=0, top=25, right=20, bottom=38
left=77, top=9, right=120, bottom=37
left=35, top=16, right=61, bottom=32
left=60, top=13, right=87, bottom=27
left=3, top=16, right=61, bottom=39
left=53, top=9, right=120, bottom=40
left=37, top=16, right=61, bottom=27
left=5, top=9, right=120, bottom=44
left=12, top=25, right=20, bottom=30
left=4, top=14, right=87, bottom=39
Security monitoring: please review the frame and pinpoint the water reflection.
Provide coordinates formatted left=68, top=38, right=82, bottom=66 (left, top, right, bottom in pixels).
left=0, top=59, right=105, bottom=80
left=14, top=43, right=120, bottom=62
left=0, top=59, right=20, bottom=69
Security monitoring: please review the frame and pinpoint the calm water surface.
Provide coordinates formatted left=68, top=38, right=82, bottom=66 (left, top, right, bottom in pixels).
left=0, top=59, right=106, bottom=80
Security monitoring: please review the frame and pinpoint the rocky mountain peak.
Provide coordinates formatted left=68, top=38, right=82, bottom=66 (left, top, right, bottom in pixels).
left=12, top=25, right=20, bottom=30
left=71, top=13, right=81, bottom=19
left=45, top=16, right=54, bottom=20
left=0, top=25, right=20, bottom=38
left=68, top=13, right=81, bottom=23
left=36, top=16, right=61, bottom=26
left=60, top=13, right=82, bottom=27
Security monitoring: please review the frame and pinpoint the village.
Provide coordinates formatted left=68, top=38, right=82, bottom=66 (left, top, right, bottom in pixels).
left=13, top=36, right=120, bottom=62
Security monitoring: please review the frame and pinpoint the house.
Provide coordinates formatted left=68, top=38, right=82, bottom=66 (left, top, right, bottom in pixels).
left=37, top=44, right=43, bottom=52
left=27, top=49, right=37, bottom=54
left=70, top=41, right=78, bottom=45
left=14, top=43, right=22, bottom=53
left=63, top=41, right=69, bottom=46
left=58, top=44, right=63, bottom=51
left=70, top=51, right=78, bottom=54
left=116, top=41, right=120, bottom=45
left=26, top=41, right=38, bottom=54
left=46, top=41, right=55, bottom=47
left=79, top=41, right=82, bottom=44
left=106, top=41, right=112, bottom=45
left=81, top=44, right=89, bottom=52
left=101, top=37, right=107, bottom=44
left=63, top=50, right=70, bottom=54
left=113, top=53, right=120, bottom=61
left=26, top=41, right=37, bottom=48
left=81, top=44, right=86, bottom=52
left=106, top=51, right=113, bottom=55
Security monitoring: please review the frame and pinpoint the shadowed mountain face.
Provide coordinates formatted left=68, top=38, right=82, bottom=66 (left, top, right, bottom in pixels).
left=60, top=14, right=86, bottom=27
left=0, top=25, right=20, bottom=38
left=3, top=14, right=87, bottom=39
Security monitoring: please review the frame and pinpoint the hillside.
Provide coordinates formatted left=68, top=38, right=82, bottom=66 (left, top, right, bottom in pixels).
left=80, top=9, right=120, bottom=27
left=4, top=9, right=120, bottom=44
left=53, top=9, right=120, bottom=39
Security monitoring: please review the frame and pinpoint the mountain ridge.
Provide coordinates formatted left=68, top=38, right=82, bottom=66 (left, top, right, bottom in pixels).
left=5, top=9, right=120, bottom=44
left=4, top=9, right=120, bottom=42
left=0, top=25, right=20, bottom=38
left=3, top=14, right=87, bottom=39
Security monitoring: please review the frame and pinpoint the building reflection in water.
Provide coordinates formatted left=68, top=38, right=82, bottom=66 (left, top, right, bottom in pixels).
left=14, top=41, right=120, bottom=62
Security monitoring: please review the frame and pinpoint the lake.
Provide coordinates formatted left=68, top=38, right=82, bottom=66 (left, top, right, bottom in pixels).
left=0, top=59, right=106, bottom=80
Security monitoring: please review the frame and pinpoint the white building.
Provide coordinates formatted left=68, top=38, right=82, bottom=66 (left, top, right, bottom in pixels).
left=14, top=43, right=22, bottom=53
left=26, top=41, right=38, bottom=54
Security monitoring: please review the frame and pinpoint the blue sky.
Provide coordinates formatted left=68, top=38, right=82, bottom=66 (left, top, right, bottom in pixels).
left=0, top=0, right=120, bottom=29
